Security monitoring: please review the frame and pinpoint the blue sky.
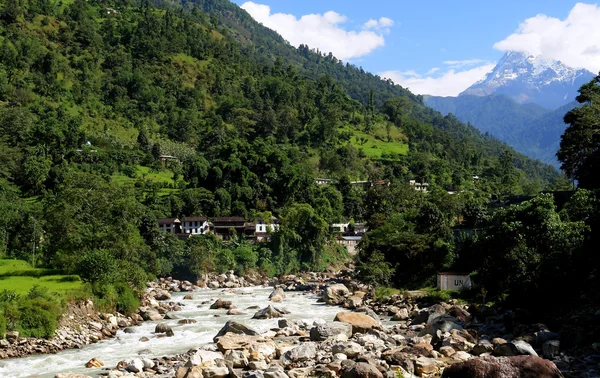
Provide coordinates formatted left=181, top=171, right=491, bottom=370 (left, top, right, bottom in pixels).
left=232, top=1, right=600, bottom=96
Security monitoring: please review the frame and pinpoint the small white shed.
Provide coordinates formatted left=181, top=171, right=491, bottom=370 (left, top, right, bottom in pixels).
left=437, top=272, right=473, bottom=291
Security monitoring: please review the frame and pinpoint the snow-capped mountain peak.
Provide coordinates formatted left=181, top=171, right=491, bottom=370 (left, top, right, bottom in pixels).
left=461, top=51, right=594, bottom=109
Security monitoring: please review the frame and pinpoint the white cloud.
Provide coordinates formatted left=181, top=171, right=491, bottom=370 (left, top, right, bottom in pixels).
left=494, top=3, right=600, bottom=72
left=241, top=2, right=390, bottom=60
left=380, top=63, right=495, bottom=96
left=363, top=17, right=394, bottom=30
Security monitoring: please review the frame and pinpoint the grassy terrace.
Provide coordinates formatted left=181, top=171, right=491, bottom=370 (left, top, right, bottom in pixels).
left=0, top=259, right=82, bottom=296
left=112, top=165, right=180, bottom=196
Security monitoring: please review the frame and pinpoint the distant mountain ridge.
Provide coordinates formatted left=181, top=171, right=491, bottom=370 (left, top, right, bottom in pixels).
left=424, top=94, right=575, bottom=167
left=461, top=51, right=594, bottom=110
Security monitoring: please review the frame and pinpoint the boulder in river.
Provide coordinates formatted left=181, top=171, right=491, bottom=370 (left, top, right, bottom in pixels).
left=252, top=305, right=285, bottom=319
left=213, top=320, right=260, bottom=342
left=139, top=308, right=163, bottom=321
left=155, top=323, right=172, bottom=334
left=210, top=298, right=233, bottom=310
left=85, top=358, right=103, bottom=368
left=441, top=355, right=564, bottom=378
left=324, top=284, right=350, bottom=305
left=269, top=287, right=286, bottom=302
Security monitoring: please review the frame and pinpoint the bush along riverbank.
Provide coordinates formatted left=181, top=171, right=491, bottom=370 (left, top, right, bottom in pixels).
left=46, top=270, right=600, bottom=378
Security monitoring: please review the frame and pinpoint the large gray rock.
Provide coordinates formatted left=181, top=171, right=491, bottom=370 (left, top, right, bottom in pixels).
left=225, top=350, right=248, bottom=368
left=310, top=322, right=353, bottom=341
left=213, top=321, right=260, bottom=342
left=189, top=350, right=224, bottom=366
left=285, top=343, right=317, bottom=362
left=139, top=308, right=162, bottom=321
left=331, top=342, right=364, bottom=358
left=325, top=284, right=350, bottom=305
left=253, top=305, right=285, bottom=319
left=269, top=288, right=286, bottom=302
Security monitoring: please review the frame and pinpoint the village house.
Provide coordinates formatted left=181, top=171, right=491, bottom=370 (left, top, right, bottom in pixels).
left=157, top=218, right=181, bottom=234
left=332, top=221, right=367, bottom=255
left=255, top=217, right=280, bottom=242
left=181, top=216, right=211, bottom=236
left=409, top=179, right=429, bottom=192
left=212, top=217, right=255, bottom=240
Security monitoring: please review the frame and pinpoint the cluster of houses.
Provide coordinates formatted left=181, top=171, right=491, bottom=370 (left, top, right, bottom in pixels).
left=157, top=216, right=368, bottom=254
left=157, top=216, right=280, bottom=242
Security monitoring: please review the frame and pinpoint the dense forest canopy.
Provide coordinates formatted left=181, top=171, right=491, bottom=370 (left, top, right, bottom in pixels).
left=2, top=0, right=591, bottom=322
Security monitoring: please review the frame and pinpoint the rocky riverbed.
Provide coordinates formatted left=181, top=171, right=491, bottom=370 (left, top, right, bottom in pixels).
left=1, top=271, right=599, bottom=378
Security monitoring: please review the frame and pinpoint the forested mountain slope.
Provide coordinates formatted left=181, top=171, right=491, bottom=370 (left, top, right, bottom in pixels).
left=0, top=0, right=564, bottom=288
left=425, top=94, right=573, bottom=166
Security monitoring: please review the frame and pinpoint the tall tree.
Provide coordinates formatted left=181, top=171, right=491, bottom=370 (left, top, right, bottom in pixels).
left=557, top=73, right=600, bottom=189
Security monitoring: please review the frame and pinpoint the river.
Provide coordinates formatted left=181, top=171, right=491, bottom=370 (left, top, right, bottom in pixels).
left=0, top=286, right=347, bottom=378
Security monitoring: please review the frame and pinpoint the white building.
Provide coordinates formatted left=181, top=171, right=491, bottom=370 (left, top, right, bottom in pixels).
left=181, top=216, right=210, bottom=235
left=437, top=272, right=473, bottom=291
left=409, top=180, right=429, bottom=192
left=255, top=217, right=280, bottom=242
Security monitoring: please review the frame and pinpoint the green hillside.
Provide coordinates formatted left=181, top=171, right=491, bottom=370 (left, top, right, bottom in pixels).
left=0, top=0, right=569, bottom=310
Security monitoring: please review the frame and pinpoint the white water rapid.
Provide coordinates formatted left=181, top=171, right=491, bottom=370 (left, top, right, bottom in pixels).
left=0, top=286, right=348, bottom=378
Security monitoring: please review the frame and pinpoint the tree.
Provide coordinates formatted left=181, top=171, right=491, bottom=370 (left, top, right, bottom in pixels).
left=281, top=203, right=328, bottom=267
left=557, top=73, right=600, bottom=189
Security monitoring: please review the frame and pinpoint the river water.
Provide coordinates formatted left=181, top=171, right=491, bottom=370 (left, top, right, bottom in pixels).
left=0, top=286, right=347, bottom=378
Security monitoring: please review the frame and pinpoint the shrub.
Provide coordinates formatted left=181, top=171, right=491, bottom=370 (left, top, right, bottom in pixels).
left=17, top=297, right=61, bottom=338
left=233, top=246, right=258, bottom=275
left=356, top=251, right=395, bottom=286
left=215, top=249, right=235, bottom=274
left=114, top=283, right=140, bottom=315
left=374, top=286, right=403, bottom=300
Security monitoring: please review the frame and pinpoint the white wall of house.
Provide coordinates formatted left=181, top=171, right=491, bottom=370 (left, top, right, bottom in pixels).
left=255, top=222, right=278, bottom=234
left=182, top=220, right=210, bottom=235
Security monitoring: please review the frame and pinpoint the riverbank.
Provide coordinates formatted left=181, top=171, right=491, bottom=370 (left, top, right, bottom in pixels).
left=2, top=270, right=597, bottom=377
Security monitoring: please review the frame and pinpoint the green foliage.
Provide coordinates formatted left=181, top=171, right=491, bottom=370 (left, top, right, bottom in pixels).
left=356, top=251, right=395, bottom=286
left=0, top=0, right=563, bottom=310
left=0, top=312, right=6, bottom=338
left=373, top=286, right=403, bottom=301
left=0, top=285, right=63, bottom=339
left=557, top=73, right=600, bottom=189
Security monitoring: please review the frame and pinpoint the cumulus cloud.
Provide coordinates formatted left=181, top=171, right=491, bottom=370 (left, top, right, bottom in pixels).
left=380, top=63, right=495, bottom=96
left=364, top=17, right=394, bottom=29
left=494, top=3, right=600, bottom=72
left=241, top=2, right=391, bottom=60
